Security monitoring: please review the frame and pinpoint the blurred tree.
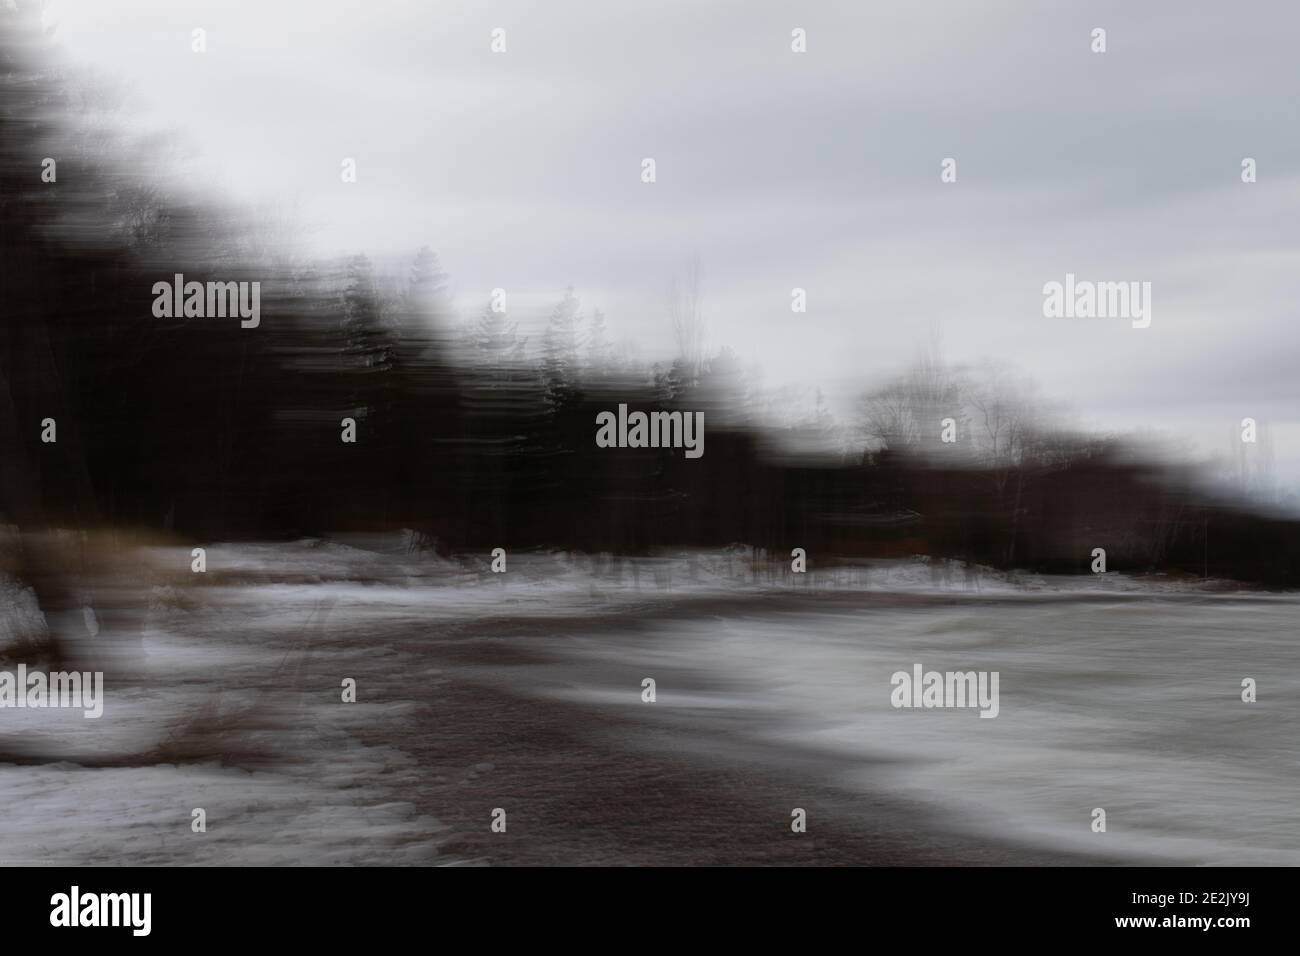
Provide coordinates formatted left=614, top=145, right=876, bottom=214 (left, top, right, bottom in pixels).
left=541, top=286, right=582, bottom=410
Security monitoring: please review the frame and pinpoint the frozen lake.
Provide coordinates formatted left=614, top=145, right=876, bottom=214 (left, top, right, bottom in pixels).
left=1, top=541, right=1295, bottom=865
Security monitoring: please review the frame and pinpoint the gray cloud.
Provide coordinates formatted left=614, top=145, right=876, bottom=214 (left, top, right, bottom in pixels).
left=47, top=0, right=1300, bottom=491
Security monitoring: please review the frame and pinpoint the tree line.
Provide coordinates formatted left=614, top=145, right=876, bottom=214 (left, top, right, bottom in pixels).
left=3, top=0, right=1298, bottom=591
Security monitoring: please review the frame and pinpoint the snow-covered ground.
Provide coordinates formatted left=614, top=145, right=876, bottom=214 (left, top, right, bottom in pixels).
left=524, top=586, right=1300, bottom=864
left=1, top=539, right=1295, bottom=865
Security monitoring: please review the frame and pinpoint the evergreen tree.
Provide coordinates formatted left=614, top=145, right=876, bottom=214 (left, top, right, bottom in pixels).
left=407, top=246, right=449, bottom=316
left=585, top=308, right=613, bottom=373
left=541, top=286, right=582, bottom=409
left=473, top=300, right=526, bottom=366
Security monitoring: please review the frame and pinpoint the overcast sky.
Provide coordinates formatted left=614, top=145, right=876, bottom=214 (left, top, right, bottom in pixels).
left=41, top=0, right=1300, bottom=497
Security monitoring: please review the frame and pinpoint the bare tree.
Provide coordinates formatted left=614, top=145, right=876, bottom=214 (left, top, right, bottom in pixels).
left=858, top=329, right=960, bottom=458
left=965, top=361, right=1036, bottom=469
left=667, top=255, right=708, bottom=385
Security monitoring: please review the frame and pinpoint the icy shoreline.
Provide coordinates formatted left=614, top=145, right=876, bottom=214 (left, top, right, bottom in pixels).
left=1, top=540, right=1295, bottom=865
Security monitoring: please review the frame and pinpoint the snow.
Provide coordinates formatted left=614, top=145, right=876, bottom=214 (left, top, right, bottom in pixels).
left=2, top=540, right=1294, bottom=864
